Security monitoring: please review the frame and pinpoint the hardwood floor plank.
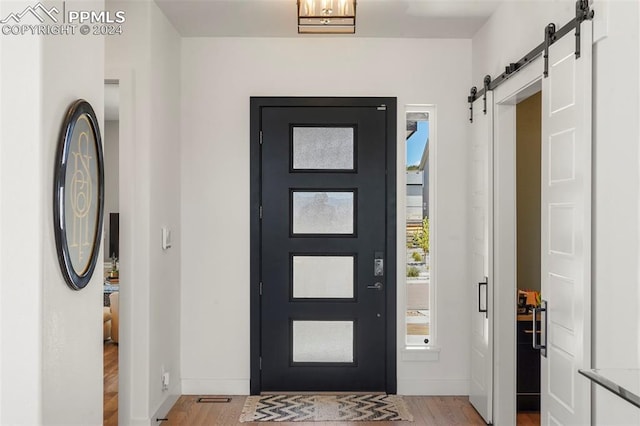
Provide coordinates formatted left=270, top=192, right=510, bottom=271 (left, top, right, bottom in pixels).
left=517, top=411, right=540, bottom=426
left=103, top=341, right=118, bottom=426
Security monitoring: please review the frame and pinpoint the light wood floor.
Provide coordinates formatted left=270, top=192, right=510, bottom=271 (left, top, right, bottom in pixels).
left=163, top=395, right=487, bottom=425
left=107, top=338, right=539, bottom=426
left=163, top=396, right=540, bottom=425
left=104, top=341, right=118, bottom=426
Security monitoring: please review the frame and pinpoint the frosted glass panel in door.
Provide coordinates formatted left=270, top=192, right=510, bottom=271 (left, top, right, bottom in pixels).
left=293, top=256, right=354, bottom=298
left=292, top=191, right=354, bottom=234
left=292, top=127, right=354, bottom=170
left=292, top=321, right=354, bottom=363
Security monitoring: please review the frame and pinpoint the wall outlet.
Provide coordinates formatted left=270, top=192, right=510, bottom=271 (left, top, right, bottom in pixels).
left=162, top=371, right=170, bottom=391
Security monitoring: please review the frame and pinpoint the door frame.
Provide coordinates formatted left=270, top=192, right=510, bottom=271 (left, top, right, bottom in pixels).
left=104, top=69, right=136, bottom=425
left=494, top=43, right=593, bottom=423
left=492, top=57, right=544, bottom=425
left=249, top=97, right=397, bottom=395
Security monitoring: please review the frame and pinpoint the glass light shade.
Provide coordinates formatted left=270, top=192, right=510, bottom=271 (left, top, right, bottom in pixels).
left=298, top=0, right=356, bottom=34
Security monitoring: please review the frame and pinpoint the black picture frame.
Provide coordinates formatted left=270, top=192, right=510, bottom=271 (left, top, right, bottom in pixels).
left=109, top=212, right=119, bottom=259
left=53, top=99, right=104, bottom=291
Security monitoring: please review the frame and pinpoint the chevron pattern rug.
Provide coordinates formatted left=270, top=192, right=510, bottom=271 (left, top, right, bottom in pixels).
left=239, top=394, right=413, bottom=422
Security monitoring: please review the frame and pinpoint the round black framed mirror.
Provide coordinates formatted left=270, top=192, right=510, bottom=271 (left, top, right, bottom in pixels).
left=53, top=99, right=104, bottom=290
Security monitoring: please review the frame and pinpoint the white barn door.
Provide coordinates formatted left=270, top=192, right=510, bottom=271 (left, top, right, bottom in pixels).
left=469, top=93, right=493, bottom=424
left=540, top=22, right=592, bottom=426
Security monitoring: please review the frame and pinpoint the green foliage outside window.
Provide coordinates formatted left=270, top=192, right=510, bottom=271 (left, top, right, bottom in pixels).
left=412, top=217, right=430, bottom=256
left=407, top=266, right=420, bottom=278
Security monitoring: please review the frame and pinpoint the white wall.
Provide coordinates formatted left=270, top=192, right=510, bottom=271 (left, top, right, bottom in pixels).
left=0, top=7, right=43, bottom=424
left=104, top=120, right=119, bottom=261
left=180, top=37, right=472, bottom=395
left=472, top=0, right=640, bottom=423
left=591, top=1, right=640, bottom=424
left=106, top=4, right=152, bottom=423
left=148, top=1, right=182, bottom=417
left=1, top=0, right=105, bottom=424
left=0, top=14, right=3, bottom=423
left=40, top=4, right=106, bottom=421
left=106, top=0, right=182, bottom=423
left=472, top=0, right=575, bottom=86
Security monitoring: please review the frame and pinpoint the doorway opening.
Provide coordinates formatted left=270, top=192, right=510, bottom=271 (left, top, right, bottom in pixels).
left=515, top=91, right=542, bottom=426
left=103, top=80, right=120, bottom=426
left=492, top=17, right=592, bottom=426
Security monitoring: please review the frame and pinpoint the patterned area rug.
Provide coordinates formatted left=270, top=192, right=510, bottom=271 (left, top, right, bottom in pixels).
left=239, top=394, right=413, bottom=422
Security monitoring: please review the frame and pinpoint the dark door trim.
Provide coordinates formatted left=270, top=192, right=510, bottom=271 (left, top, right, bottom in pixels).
left=250, top=97, right=397, bottom=395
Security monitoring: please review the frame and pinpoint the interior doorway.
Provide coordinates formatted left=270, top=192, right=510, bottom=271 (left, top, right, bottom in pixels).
left=515, top=91, right=542, bottom=426
left=490, top=14, right=593, bottom=426
left=491, top=58, right=543, bottom=425
left=103, top=80, right=120, bottom=426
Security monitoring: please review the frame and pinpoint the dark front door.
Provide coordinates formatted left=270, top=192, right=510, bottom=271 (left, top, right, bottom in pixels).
left=250, top=97, right=396, bottom=394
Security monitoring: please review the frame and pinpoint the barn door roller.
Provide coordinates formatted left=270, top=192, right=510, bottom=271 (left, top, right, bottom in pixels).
left=467, top=0, right=593, bottom=109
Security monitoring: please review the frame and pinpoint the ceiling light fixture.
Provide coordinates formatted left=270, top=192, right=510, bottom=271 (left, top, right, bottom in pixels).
left=297, top=0, right=357, bottom=34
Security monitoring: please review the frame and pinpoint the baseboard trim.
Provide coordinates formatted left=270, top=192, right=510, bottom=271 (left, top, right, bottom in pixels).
left=397, top=378, right=469, bottom=395
left=150, top=393, right=181, bottom=424
left=128, top=417, right=154, bottom=426
left=181, top=378, right=466, bottom=396
left=181, top=379, right=249, bottom=395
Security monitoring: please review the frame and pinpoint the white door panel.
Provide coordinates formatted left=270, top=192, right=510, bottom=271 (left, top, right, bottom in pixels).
left=469, top=93, right=493, bottom=424
left=541, top=21, right=592, bottom=426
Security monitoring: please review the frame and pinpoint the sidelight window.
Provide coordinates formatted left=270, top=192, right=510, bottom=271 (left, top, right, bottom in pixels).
left=405, top=107, right=435, bottom=347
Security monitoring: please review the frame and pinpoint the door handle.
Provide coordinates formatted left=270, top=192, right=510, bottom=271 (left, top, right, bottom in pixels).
left=367, top=282, right=383, bottom=290
left=532, top=300, right=548, bottom=358
left=478, top=278, right=488, bottom=318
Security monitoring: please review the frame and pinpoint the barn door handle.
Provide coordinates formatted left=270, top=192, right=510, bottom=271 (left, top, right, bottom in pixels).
left=533, top=300, right=548, bottom=358
left=478, top=278, right=488, bottom=318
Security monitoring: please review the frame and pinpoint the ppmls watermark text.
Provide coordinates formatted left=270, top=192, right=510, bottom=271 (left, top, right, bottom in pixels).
left=1, top=2, right=126, bottom=36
